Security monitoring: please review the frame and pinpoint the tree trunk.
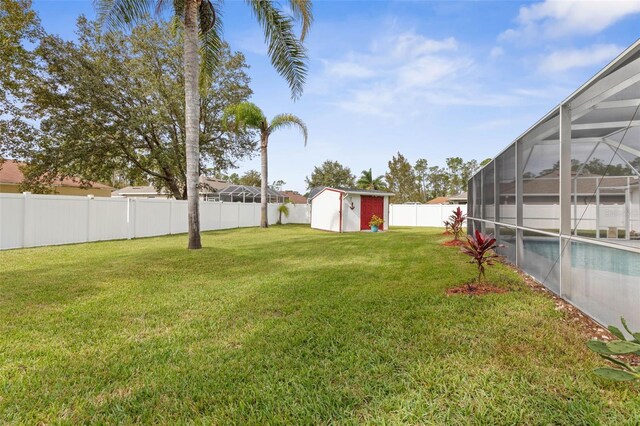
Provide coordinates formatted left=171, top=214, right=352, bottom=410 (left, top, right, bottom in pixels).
left=260, top=133, right=269, bottom=228
left=184, top=0, right=202, bottom=249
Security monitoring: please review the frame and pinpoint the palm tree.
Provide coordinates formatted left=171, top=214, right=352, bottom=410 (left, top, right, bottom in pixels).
left=357, top=168, right=386, bottom=190
left=223, top=102, right=307, bottom=228
left=95, top=0, right=312, bottom=249
left=277, top=199, right=291, bottom=225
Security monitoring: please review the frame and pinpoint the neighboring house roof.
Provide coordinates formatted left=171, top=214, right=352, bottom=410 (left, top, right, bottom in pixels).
left=112, top=176, right=233, bottom=197
left=281, top=190, right=307, bottom=204
left=199, top=176, right=229, bottom=193
left=310, top=187, right=394, bottom=201
left=0, top=160, right=113, bottom=190
left=426, top=197, right=450, bottom=204
left=426, top=192, right=468, bottom=204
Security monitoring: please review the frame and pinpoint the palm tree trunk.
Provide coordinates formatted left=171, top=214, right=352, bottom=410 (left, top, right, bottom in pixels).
left=260, top=134, right=269, bottom=228
left=184, top=0, right=202, bottom=249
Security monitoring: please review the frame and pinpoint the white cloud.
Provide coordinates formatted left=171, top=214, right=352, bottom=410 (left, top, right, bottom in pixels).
left=325, top=62, right=375, bottom=79
left=316, top=32, right=479, bottom=119
left=538, top=44, right=622, bottom=73
left=501, top=0, right=640, bottom=40
left=489, top=47, right=504, bottom=58
left=388, top=35, right=458, bottom=58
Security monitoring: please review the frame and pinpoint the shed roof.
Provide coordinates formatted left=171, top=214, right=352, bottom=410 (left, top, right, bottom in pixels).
left=310, top=187, right=394, bottom=201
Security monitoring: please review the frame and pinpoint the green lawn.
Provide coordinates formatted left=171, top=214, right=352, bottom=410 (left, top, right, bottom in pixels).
left=1, top=226, right=639, bottom=424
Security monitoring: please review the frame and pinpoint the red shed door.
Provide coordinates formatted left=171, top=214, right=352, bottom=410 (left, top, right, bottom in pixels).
left=360, top=196, right=384, bottom=230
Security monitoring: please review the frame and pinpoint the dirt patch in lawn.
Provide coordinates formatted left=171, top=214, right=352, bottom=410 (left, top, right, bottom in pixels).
left=442, top=239, right=465, bottom=247
left=446, top=283, right=508, bottom=296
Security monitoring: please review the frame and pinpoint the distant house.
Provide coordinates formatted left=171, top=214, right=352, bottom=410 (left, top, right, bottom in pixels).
left=485, top=170, right=640, bottom=206
left=0, top=160, right=113, bottom=197
left=426, top=192, right=468, bottom=205
left=281, top=190, right=307, bottom=204
left=111, top=185, right=171, bottom=198
left=112, top=176, right=230, bottom=199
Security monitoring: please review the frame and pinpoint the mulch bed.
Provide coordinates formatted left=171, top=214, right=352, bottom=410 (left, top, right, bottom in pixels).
left=442, top=239, right=465, bottom=247
left=446, top=283, right=508, bottom=296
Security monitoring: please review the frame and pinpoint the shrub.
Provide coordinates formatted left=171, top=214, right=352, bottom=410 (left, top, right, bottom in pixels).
left=277, top=200, right=291, bottom=225
left=369, top=215, right=384, bottom=228
left=587, top=317, right=640, bottom=381
left=461, top=230, right=502, bottom=288
left=446, top=207, right=466, bottom=241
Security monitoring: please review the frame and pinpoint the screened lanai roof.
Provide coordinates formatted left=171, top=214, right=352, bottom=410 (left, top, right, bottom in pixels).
left=477, top=39, right=640, bottom=180
left=217, top=184, right=283, bottom=198
left=206, top=184, right=287, bottom=203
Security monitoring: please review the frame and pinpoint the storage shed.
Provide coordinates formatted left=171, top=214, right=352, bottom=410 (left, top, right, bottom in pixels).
left=310, top=188, right=394, bottom=232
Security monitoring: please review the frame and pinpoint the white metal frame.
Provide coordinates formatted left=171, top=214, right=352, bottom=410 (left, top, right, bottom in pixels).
left=468, top=39, right=640, bottom=300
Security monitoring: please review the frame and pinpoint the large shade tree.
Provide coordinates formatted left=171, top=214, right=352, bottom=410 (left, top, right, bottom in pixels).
left=305, top=160, right=355, bottom=190
left=0, top=0, right=42, bottom=161
left=16, top=18, right=254, bottom=197
left=95, top=0, right=312, bottom=249
left=224, top=102, right=307, bottom=228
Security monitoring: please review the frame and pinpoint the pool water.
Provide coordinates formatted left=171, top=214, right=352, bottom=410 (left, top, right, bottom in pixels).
left=523, top=238, right=640, bottom=277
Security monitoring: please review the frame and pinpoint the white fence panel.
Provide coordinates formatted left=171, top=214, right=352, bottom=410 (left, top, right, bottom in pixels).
left=285, top=204, right=310, bottom=224
left=268, top=204, right=279, bottom=224
left=170, top=200, right=189, bottom=234
left=28, top=194, right=90, bottom=246
left=88, top=197, right=129, bottom=241
left=390, top=204, right=467, bottom=227
left=0, top=193, right=311, bottom=250
left=0, top=194, right=25, bottom=249
left=238, top=203, right=255, bottom=228
left=220, top=203, right=240, bottom=229
left=133, top=199, right=172, bottom=238
left=200, top=201, right=220, bottom=231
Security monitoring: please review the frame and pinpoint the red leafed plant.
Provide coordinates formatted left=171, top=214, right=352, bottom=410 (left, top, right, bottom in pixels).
left=461, top=230, right=503, bottom=289
left=445, top=207, right=466, bottom=241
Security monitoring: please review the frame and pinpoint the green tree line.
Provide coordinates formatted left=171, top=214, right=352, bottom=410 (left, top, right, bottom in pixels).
left=305, top=154, right=490, bottom=203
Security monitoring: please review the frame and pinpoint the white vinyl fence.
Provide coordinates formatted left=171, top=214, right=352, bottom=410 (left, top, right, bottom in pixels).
left=389, top=204, right=467, bottom=227
left=0, top=193, right=310, bottom=250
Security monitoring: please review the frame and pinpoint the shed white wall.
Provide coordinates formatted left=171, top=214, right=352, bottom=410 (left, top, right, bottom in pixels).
left=383, top=196, right=389, bottom=230
left=310, top=190, right=342, bottom=232
left=342, top=194, right=361, bottom=232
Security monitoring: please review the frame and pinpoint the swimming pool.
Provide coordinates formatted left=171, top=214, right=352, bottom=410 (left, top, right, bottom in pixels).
left=523, top=238, right=640, bottom=277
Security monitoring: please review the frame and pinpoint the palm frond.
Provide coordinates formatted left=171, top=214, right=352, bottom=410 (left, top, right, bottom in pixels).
left=245, top=0, right=308, bottom=100
left=199, top=1, right=224, bottom=87
left=223, top=102, right=266, bottom=132
left=287, top=0, right=313, bottom=41
left=94, top=0, right=157, bottom=29
left=268, top=113, right=308, bottom=145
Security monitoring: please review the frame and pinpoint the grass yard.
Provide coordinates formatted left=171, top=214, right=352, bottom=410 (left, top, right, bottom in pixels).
left=1, top=226, right=639, bottom=424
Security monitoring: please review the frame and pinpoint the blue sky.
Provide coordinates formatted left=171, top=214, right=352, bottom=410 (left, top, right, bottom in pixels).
left=31, top=0, right=640, bottom=193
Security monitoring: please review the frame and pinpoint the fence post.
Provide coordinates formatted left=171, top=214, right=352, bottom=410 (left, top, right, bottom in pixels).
left=169, top=199, right=173, bottom=234
left=127, top=198, right=135, bottom=239
left=22, top=192, right=34, bottom=248
left=86, top=195, right=93, bottom=242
